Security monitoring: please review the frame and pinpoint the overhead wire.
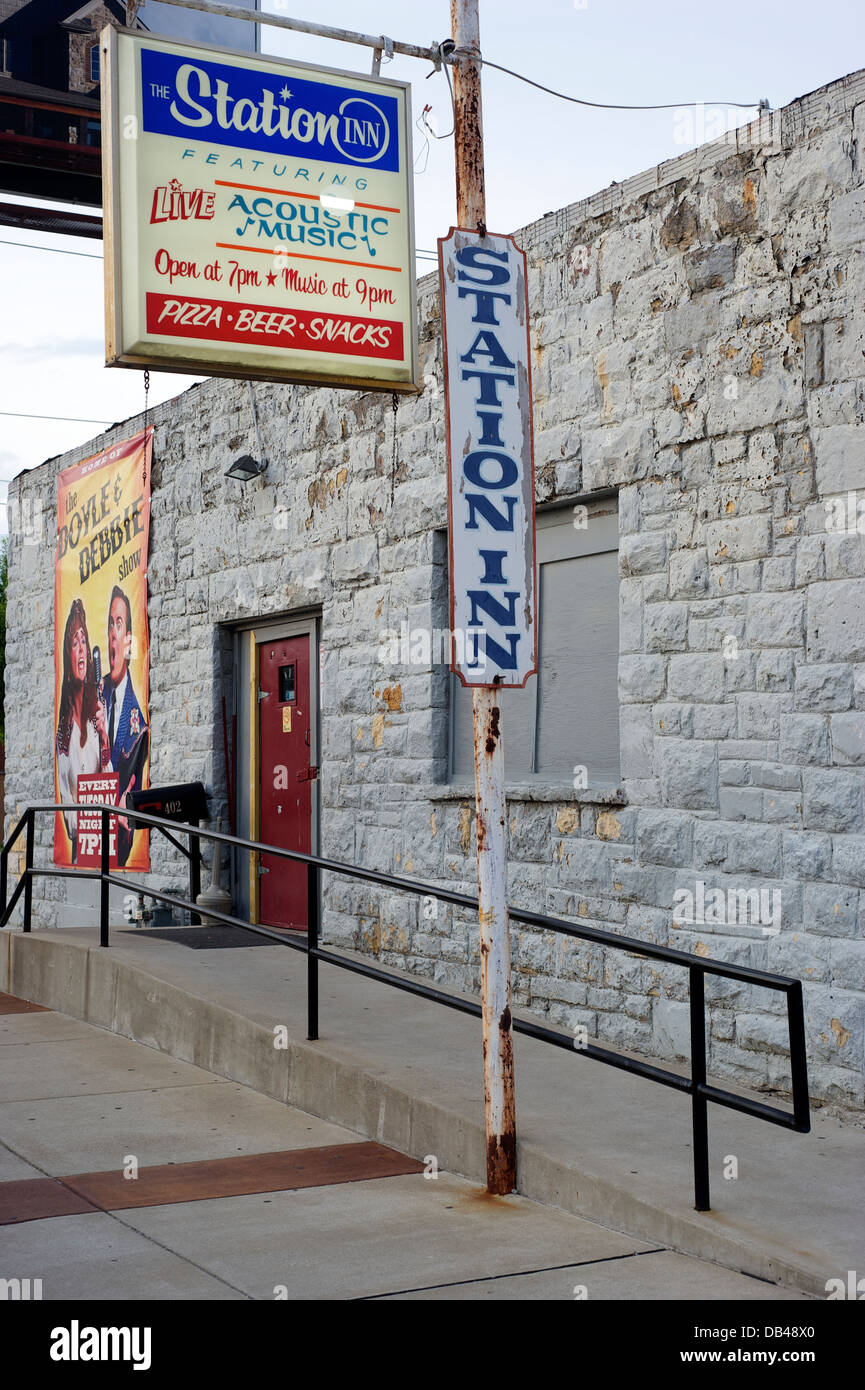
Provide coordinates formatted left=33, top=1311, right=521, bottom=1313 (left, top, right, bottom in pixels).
left=415, top=38, right=460, bottom=172
left=475, top=54, right=765, bottom=113
left=1, top=411, right=115, bottom=424
left=414, top=112, right=432, bottom=174
left=0, top=237, right=439, bottom=261
left=0, top=237, right=102, bottom=259
left=424, top=50, right=456, bottom=138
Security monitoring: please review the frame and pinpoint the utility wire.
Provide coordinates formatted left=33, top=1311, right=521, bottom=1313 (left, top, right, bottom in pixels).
left=414, top=113, right=432, bottom=174
left=0, top=237, right=102, bottom=259
left=423, top=51, right=456, bottom=138
left=477, top=56, right=765, bottom=112
left=0, top=238, right=439, bottom=260
left=1, top=411, right=114, bottom=424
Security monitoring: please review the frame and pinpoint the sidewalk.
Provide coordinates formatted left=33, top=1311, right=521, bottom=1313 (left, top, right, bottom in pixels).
left=2, top=924, right=861, bottom=1297
left=1, top=999, right=814, bottom=1301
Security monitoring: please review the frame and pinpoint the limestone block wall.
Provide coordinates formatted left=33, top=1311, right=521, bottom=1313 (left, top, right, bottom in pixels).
left=67, top=5, right=116, bottom=95
left=6, top=68, right=865, bottom=1110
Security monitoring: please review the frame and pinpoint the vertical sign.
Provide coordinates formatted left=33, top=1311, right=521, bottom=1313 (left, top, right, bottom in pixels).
left=101, top=27, right=418, bottom=391
left=439, top=228, right=536, bottom=686
left=54, top=430, right=152, bottom=871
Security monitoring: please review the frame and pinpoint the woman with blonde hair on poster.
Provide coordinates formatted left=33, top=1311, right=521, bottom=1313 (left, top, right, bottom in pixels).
left=56, top=598, right=110, bottom=858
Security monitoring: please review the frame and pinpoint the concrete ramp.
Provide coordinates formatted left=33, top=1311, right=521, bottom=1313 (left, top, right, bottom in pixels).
left=2, top=925, right=861, bottom=1298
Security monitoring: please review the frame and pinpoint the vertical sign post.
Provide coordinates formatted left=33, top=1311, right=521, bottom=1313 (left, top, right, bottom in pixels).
left=442, top=0, right=537, bottom=1195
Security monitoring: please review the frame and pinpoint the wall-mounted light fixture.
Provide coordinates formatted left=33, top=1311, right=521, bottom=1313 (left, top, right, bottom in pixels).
left=225, top=382, right=268, bottom=482
left=224, top=454, right=265, bottom=482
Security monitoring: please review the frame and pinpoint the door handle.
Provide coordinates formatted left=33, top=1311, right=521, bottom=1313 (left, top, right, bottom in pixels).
left=297, top=766, right=319, bottom=782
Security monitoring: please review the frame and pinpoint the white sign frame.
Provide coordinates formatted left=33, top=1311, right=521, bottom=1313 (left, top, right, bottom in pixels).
left=102, top=25, right=419, bottom=391
left=439, top=227, right=537, bottom=688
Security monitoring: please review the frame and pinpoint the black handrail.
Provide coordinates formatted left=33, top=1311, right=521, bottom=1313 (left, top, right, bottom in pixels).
left=1, top=800, right=810, bottom=1211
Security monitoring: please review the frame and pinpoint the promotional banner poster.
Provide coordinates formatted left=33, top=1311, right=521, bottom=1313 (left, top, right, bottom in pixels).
left=53, top=429, right=152, bottom=871
left=102, top=27, right=418, bottom=391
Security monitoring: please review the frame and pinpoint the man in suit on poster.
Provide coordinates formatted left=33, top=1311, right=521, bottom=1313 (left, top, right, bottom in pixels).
left=101, top=585, right=148, bottom=866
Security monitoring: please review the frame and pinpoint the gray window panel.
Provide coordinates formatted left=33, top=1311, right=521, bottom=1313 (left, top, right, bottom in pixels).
left=538, top=506, right=618, bottom=561
left=450, top=503, right=620, bottom=784
left=535, top=548, right=620, bottom=782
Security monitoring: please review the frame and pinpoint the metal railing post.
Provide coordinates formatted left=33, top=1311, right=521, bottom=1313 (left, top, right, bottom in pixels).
left=787, top=981, right=810, bottom=1131
left=1, top=833, right=7, bottom=923
left=100, top=807, right=110, bottom=948
left=307, top=861, right=319, bottom=1040
left=22, top=807, right=34, bottom=932
left=689, top=966, right=710, bottom=1211
left=189, top=819, right=201, bottom=925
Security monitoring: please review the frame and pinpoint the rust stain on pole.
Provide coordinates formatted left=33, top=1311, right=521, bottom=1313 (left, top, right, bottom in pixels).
left=450, top=0, right=486, bottom=232
left=454, top=79, right=486, bottom=232
left=489, top=1006, right=516, bottom=1195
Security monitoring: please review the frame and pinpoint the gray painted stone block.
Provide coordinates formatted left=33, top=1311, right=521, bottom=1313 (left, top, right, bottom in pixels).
left=779, top=714, right=831, bottom=765
left=830, top=713, right=865, bottom=765
left=658, top=740, right=718, bottom=810
left=807, top=581, right=865, bottom=662
left=803, top=769, right=863, bottom=833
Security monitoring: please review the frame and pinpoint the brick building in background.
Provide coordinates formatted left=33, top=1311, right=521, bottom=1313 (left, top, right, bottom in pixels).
left=6, top=68, right=865, bottom=1113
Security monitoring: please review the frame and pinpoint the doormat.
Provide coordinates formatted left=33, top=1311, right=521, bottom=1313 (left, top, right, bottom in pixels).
left=118, top=926, right=278, bottom=950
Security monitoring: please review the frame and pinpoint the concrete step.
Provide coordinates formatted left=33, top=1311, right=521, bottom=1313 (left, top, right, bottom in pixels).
left=3, top=924, right=862, bottom=1298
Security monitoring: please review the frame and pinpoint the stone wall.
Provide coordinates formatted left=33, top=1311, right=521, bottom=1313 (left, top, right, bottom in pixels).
left=7, top=68, right=865, bottom=1110
left=66, top=6, right=115, bottom=95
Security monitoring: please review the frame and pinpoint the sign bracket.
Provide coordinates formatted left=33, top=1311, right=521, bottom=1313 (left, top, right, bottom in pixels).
left=138, top=0, right=457, bottom=67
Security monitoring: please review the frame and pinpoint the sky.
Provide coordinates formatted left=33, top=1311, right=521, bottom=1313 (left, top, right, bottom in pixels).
left=1, top=0, right=863, bottom=523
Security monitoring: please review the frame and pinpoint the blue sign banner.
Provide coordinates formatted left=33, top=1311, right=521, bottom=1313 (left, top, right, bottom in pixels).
left=140, top=47, right=401, bottom=173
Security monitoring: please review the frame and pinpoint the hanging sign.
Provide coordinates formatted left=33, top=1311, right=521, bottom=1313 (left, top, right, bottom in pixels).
left=101, top=27, right=419, bottom=391
left=439, top=228, right=537, bottom=687
left=54, top=429, right=152, bottom=872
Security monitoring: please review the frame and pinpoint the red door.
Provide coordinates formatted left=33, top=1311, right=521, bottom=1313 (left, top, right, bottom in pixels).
left=258, top=635, right=314, bottom=930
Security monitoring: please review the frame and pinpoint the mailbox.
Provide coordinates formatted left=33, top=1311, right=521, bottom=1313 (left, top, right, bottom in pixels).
left=127, top=781, right=209, bottom=824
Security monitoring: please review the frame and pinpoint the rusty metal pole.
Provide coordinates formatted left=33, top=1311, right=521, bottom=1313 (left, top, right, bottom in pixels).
left=450, top=0, right=516, bottom=1196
